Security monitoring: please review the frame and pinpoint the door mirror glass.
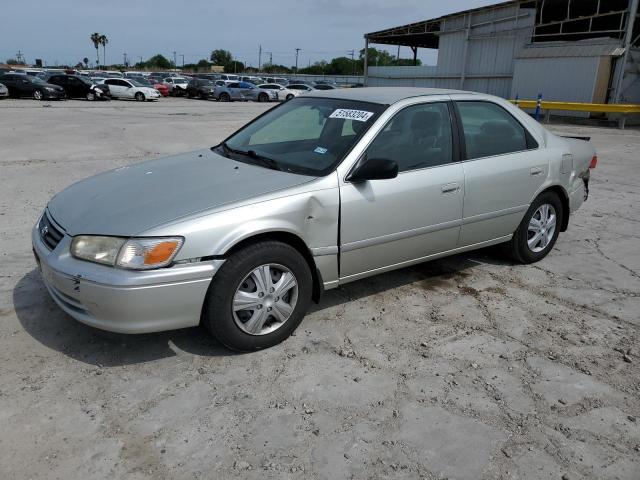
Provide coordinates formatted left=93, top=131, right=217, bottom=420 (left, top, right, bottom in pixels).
left=348, top=157, right=398, bottom=182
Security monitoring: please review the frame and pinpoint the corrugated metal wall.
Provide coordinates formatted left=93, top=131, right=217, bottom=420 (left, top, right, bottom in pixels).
left=367, top=3, right=535, bottom=98
left=511, top=56, right=601, bottom=102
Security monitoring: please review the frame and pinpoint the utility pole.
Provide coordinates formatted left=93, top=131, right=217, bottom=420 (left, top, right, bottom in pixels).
left=294, top=48, right=300, bottom=74
left=348, top=49, right=355, bottom=76
left=180, top=54, right=184, bottom=68
left=173, top=51, right=177, bottom=69
left=123, top=53, right=127, bottom=68
left=258, top=45, right=262, bottom=72
left=139, top=56, right=143, bottom=65
left=397, top=45, right=400, bottom=65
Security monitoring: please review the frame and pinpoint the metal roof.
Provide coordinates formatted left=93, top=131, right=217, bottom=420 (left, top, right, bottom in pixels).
left=305, top=87, right=472, bottom=105
left=365, top=1, right=518, bottom=48
left=516, top=41, right=626, bottom=58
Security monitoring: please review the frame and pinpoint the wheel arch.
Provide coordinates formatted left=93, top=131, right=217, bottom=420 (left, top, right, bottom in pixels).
left=223, top=231, right=324, bottom=303
left=538, top=185, right=570, bottom=232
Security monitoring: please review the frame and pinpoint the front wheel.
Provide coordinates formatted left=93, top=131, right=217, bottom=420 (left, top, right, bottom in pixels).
left=202, top=241, right=313, bottom=351
left=218, top=92, right=230, bottom=102
left=135, top=92, right=145, bottom=102
left=258, top=92, right=268, bottom=102
left=285, top=94, right=294, bottom=101
left=86, top=91, right=96, bottom=101
left=33, top=89, right=43, bottom=100
left=504, top=191, right=563, bottom=263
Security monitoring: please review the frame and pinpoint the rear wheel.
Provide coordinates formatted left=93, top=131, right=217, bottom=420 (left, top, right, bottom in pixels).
left=202, top=241, right=313, bottom=351
left=135, top=92, right=145, bottom=102
left=86, top=91, right=95, bottom=101
left=504, top=191, right=563, bottom=263
left=286, top=94, right=294, bottom=101
left=33, top=89, right=43, bottom=100
left=219, top=92, right=230, bottom=102
left=258, top=92, right=268, bottom=102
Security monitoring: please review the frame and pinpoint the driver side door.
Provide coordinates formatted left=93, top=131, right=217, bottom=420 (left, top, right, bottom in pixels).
left=338, top=100, right=465, bottom=282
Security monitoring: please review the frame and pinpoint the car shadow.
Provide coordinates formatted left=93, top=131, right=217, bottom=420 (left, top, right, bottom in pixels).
left=14, top=247, right=511, bottom=367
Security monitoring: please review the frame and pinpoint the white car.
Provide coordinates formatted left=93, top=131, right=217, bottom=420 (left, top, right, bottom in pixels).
left=162, top=77, right=189, bottom=95
left=257, top=83, right=301, bottom=101
left=286, top=83, right=317, bottom=95
left=101, top=78, right=161, bottom=101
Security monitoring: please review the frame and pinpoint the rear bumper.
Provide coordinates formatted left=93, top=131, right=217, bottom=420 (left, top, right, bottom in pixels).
left=32, top=218, right=224, bottom=334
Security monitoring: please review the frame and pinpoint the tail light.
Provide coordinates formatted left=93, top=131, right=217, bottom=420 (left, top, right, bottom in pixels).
left=589, top=155, right=598, bottom=169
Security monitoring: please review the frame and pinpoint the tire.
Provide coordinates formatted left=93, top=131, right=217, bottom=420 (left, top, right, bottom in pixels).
left=86, top=91, right=95, bottom=101
left=186, top=90, right=192, bottom=99
left=202, top=241, right=313, bottom=351
left=135, top=92, right=145, bottom=102
left=504, top=191, right=563, bottom=264
left=286, top=94, right=294, bottom=101
left=258, top=92, right=268, bottom=102
left=199, top=91, right=205, bottom=100
left=219, top=92, right=230, bottom=102
left=33, top=89, right=43, bottom=100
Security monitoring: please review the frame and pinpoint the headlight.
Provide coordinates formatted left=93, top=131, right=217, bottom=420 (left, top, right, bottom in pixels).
left=71, top=236, right=183, bottom=270
left=45, top=87, right=55, bottom=92
left=71, top=236, right=125, bottom=266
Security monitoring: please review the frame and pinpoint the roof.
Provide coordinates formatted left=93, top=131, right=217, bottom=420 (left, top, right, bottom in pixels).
left=305, top=87, right=471, bottom=104
left=516, top=41, right=625, bottom=59
left=365, top=0, right=517, bottom=48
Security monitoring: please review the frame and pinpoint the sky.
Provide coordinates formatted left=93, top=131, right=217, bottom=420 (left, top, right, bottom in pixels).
left=1, top=0, right=499, bottom=68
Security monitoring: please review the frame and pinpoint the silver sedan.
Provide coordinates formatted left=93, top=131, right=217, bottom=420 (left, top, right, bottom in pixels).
left=33, top=88, right=596, bottom=351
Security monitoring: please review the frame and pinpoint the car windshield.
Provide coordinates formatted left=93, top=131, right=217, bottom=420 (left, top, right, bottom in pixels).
left=74, top=76, right=93, bottom=85
left=173, top=78, right=187, bottom=83
left=217, top=97, right=385, bottom=176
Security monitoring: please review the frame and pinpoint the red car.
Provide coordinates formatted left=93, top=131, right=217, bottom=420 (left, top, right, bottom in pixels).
left=154, top=82, right=169, bottom=97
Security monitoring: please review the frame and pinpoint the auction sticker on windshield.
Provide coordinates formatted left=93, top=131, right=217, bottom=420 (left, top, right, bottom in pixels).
left=329, top=109, right=374, bottom=122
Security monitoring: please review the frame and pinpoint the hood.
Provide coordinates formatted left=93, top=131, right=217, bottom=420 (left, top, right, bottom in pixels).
left=48, top=149, right=313, bottom=236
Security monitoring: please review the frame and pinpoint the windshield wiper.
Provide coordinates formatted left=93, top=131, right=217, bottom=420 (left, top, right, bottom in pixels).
left=217, top=142, right=282, bottom=171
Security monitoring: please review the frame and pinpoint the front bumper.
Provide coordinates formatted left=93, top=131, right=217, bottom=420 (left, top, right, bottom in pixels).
left=32, top=214, right=224, bottom=333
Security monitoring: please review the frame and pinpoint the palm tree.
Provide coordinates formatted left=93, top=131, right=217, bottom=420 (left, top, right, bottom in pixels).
left=90, top=32, right=101, bottom=67
left=99, top=35, right=109, bottom=68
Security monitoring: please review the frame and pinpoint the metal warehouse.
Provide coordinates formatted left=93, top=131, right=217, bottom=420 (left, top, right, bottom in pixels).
left=363, top=0, right=640, bottom=110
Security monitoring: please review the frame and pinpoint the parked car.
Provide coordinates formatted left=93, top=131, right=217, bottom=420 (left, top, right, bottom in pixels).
left=0, top=82, right=8, bottom=99
left=213, top=81, right=277, bottom=102
left=32, top=88, right=596, bottom=351
left=313, top=84, right=338, bottom=90
left=256, top=83, right=300, bottom=101
left=286, top=83, right=316, bottom=94
left=162, top=77, right=189, bottom=96
left=186, top=78, right=215, bottom=99
left=100, top=78, right=161, bottom=101
left=133, top=77, right=169, bottom=97
left=46, top=74, right=110, bottom=100
left=0, top=74, right=65, bottom=100
left=219, top=74, right=239, bottom=81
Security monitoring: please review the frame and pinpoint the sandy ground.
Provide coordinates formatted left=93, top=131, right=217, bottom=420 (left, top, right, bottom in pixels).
left=0, top=97, right=638, bottom=480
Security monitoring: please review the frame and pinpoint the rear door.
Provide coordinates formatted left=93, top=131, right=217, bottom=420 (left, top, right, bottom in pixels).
left=338, top=99, right=465, bottom=282
left=451, top=96, right=547, bottom=246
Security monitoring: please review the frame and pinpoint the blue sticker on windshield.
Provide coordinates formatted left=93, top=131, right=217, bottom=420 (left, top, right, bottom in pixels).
left=314, top=147, right=328, bottom=154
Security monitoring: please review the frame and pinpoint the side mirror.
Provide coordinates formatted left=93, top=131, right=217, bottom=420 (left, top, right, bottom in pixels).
left=347, top=157, right=398, bottom=182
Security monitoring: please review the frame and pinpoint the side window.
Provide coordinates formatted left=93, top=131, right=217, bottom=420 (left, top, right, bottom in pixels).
left=456, top=101, right=530, bottom=159
left=365, top=102, right=454, bottom=172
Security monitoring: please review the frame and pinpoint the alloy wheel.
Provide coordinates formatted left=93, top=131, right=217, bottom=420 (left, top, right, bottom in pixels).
left=527, top=203, right=557, bottom=253
left=232, top=263, right=298, bottom=336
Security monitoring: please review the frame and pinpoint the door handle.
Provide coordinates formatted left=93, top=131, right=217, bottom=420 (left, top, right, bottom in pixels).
left=530, top=167, right=543, bottom=176
left=441, top=183, right=460, bottom=194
